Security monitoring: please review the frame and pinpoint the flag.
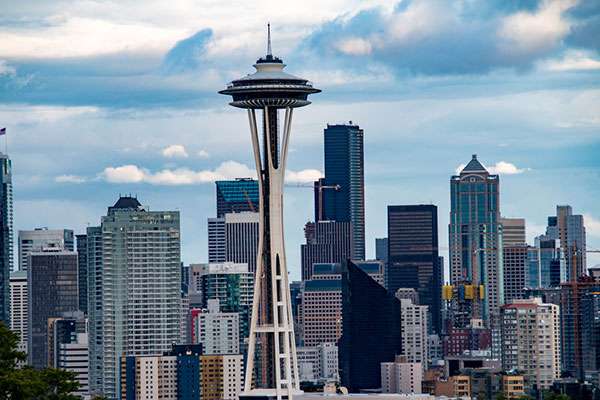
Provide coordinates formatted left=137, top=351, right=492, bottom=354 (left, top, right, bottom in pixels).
left=0, top=128, right=5, bottom=135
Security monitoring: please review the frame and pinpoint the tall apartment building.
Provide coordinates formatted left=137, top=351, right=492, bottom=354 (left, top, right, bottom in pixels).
left=319, top=124, right=365, bottom=260
left=215, top=178, right=259, bottom=218
left=9, top=270, right=27, bottom=353
left=208, top=213, right=259, bottom=271
left=188, top=262, right=253, bottom=343
left=76, top=233, right=87, bottom=313
left=581, top=290, right=600, bottom=386
left=381, top=355, right=422, bottom=394
left=0, top=153, right=12, bottom=326
left=302, top=262, right=383, bottom=346
left=88, top=197, right=181, bottom=400
left=193, top=299, right=239, bottom=354
left=500, top=298, right=561, bottom=390
left=301, top=220, right=353, bottom=281
left=449, top=155, right=502, bottom=328
left=121, top=346, right=244, bottom=400
left=543, top=205, right=586, bottom=281
left=500, top=218, right=525, bottom=246
left=388, top=205, right=441, bottom=333
left=399, top=299, right=428, bottom=371
left=28, top=251, right=79, bottom=369
left=18, top=228, right=74, bottom=271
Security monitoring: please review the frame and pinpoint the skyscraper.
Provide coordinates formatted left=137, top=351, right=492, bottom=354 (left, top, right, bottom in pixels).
left=0, top=153, right=12, bottom=326
left=88, top=197, right=181, bottom=400
left=18, top=228, right=74, bottom=271
left=449, top=155, right=502, bottom=327
left=387, top=204, right=441, bottom=333
left=27, top=250, right=79, bottom=369
left=543, top=205, right=586, bottom=282
left=320, top=124, right=365, bottom=260
left=76, top=234, right=87, bottom=313
left=339, top=260, right=403, bottom=392
left=208, top=213, right=259, bottom=271
left=499, top=218, right=525, bottom=247
left=219, top=28, right=320, bottom=399
left=216, top=178, right=259, bottom=218
left=300, top=220, right=353, bottom=281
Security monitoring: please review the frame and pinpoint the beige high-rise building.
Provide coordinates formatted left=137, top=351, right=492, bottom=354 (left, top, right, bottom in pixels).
left=500, top=298, right=561, bottom=389
left=399, top=299, right=428, bottom=372
left=381, top=355, right=422, bottom=394
left=500, top=218, right=526, bottom=247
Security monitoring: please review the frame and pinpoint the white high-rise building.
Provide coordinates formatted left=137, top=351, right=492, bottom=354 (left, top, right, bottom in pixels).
left=193, top=299, right=239, bottom=354
left=57, top=332, right=89, bottom=397
left=88, top=197, right=181, bottom=400
left=500, top=297, right=561, bottom=389
left=381, top=355, right=422, bottom=394
left=9, top=270, right=27, bottom=353
left=207, top=213, right=259, bottom=271
left=18, top=228, right=74, bottom=271
left=400, top=299, right=428, bottom=372
left=296, top=343, right=339, bottom=382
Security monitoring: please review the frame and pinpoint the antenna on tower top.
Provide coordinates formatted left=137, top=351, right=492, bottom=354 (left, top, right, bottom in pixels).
left=267, top=23, right=272, bottom=56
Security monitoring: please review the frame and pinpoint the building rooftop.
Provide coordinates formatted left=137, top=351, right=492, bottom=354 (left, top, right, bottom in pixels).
left=461, top=154, right=488, bottom=173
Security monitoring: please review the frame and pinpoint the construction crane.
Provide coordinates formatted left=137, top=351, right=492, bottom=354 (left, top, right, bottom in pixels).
left=285, top=180, right=340, bottom=221
left=242, top=188, right=255, bottom=212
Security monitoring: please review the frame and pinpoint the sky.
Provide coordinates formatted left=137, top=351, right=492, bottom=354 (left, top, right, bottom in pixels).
left=1, top=0, right=599, bottom=280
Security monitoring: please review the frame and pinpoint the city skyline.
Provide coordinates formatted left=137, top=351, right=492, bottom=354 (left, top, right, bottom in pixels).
left=0, top=0, right=599, bottom=280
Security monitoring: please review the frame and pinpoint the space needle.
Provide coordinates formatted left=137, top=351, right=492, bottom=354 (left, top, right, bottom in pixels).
left=219, top=25, right=320, bottom=400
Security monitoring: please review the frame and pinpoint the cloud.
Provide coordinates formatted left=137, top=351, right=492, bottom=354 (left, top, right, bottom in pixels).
left=455, top=161, right=530, bottom=175
left=486, top=161, right=530, bottom=175
left=160, top=29, right=213, bottom=74
left=286, top=169, right=324, bottom=182
left=584, top=213, right=600, bottom=237
left=98, top=161, right=256, bottom=185
left=545, top=50, right=600, bottom=71
left=55, top=174, right=86, bottom=184
left=307, top=0, right=585, bottom=75
left=197, top=150, right=210, bottom=158
left=161, top=144, right=188, bottom=158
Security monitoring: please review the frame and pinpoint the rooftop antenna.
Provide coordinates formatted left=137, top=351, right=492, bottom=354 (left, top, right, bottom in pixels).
left=267, top=23, right=272, bottom=56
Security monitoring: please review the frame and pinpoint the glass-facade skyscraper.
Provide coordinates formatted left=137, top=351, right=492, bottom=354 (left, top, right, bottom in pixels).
left=449, top=155, right=502, bottom=328
left=320, top=124, right=365, bottom=260
left=0, top=153, right=12, bottom=326
left=215, top=178, right=259, bottom=218
left=387, top=204, right=442, bottom=333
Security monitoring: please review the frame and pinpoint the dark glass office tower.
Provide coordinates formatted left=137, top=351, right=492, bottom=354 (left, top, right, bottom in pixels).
left=28, top=251, right=79, bottom=369
left=320, top=124, right=365, bottom=260
left=216, top=178, right=259, bottom=218
left=339, top=260, right=403, bottom=392
left=387, top=205, right=441, bottom=333
left=0, top=154, right=11, bottom=326
left=76, top=234, right=87, bottom=313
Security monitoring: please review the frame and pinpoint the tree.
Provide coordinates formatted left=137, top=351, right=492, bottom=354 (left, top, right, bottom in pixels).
left=0, top=322, right=80, bottom=399
left=477, top=390, right=489, bottom=400
left=543, top=392, right=570, bottom=400
left=495, top=392, right=507, bottom=400
left=518, top=395, right=536, bottom=400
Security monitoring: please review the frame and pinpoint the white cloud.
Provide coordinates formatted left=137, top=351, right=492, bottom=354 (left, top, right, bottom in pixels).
left=55, top=174, right=86, bottom=184
left=486, top=161, right=530, bottom=175
left=197, top=150, right=210, bottom=158
left=161, top=144, right=188, bottom=158
left=498, top=0, right=577, bottom=55
left=545, top=51, right=600, bottom=71
left=334, top=38, right=373, bottom=55
left=455, top=161, right=530, bottom=175
left=99, top=165, right=147, bottom=183
left=98, top=161, right=256, bottom=185
left=286, top=169, right=323, bottom=183
left=583, top=213, right=600, bottom=237
left=0, top=60, right=16, bottom=77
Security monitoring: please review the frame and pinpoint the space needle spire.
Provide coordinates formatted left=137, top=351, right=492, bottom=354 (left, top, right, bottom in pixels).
left=220, top=26, right=320, bottom=400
